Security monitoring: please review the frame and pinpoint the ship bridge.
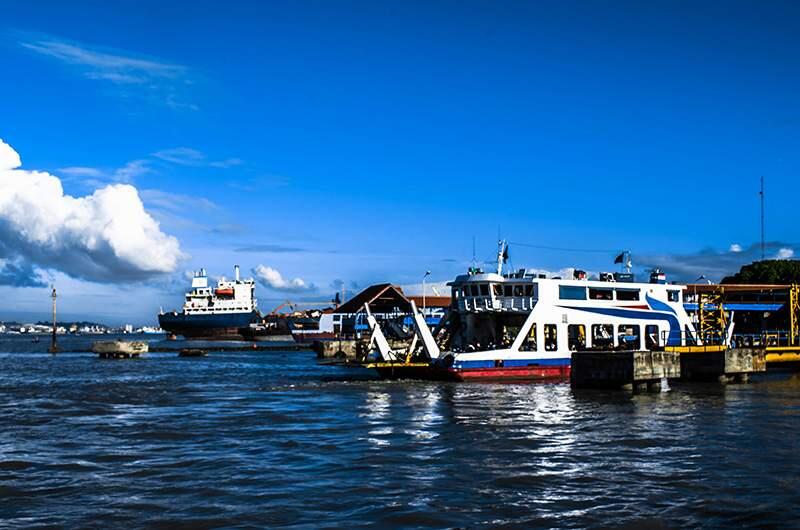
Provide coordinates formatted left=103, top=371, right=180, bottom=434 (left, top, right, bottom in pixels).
left=449, top=271, right=538, bottom=313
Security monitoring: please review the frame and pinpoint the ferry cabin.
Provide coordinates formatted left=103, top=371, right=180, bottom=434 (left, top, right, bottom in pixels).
left=441, top=269, right=698, bottom=380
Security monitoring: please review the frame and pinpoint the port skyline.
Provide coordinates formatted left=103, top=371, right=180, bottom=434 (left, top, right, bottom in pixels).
left=1, top=2, right=798, bottom=323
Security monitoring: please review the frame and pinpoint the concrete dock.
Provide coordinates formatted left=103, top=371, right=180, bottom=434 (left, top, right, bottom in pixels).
left=571, top=347, right=767, bottom=390
left=571, top=350, right=681, bottom=391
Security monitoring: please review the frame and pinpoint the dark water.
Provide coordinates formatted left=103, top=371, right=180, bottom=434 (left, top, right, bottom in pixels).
left=1, top=335, right=799, bottom=529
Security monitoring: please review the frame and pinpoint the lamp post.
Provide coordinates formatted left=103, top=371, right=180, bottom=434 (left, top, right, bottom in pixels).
left=422, top=271, right=431, bottom=312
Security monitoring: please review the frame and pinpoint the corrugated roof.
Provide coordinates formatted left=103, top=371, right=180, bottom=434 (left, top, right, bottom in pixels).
left=333, top=284, right=411, bottom=314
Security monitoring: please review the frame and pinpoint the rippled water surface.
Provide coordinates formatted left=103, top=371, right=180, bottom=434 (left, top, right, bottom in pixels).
left=1, top=335, right=800, bottom=528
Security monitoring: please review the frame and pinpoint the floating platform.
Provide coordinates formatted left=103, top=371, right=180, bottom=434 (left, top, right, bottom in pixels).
left=93, top=340, right=148, bottom=359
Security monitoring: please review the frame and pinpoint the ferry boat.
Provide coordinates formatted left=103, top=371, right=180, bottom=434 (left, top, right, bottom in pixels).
left=158, top=266, right=261, bottom=340
left=366, top=243, right=706, bottom=381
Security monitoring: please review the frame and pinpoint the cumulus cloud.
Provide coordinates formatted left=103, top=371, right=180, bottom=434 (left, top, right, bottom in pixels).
left=0, top=139, right=185, bottom=282
left=252, top=265, right=314, bottom=292
left=638, top=242, right=797, bottom=283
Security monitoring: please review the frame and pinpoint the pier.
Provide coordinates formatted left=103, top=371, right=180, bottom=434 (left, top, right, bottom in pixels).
left=571, top=346, right=767, bottom=390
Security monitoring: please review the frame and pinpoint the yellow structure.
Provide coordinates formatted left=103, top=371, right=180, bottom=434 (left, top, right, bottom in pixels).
left=696, top=287, right=727, bottom=345
left=790, top=284, right=799, bottom=347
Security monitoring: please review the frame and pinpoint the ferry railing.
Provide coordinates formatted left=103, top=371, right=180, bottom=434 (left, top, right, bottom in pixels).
left=731, top=330, right=791, bottom=348
left=658, top=329, right=728, bottom=351
left=458, top=296, right=536, bottom=312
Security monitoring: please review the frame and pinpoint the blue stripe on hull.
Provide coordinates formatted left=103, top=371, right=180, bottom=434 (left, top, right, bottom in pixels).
left=454, top=357, right=571, bottom=369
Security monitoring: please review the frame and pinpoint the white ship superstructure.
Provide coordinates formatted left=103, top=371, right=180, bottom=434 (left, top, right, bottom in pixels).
left=182, top=265, right=257, bottom=315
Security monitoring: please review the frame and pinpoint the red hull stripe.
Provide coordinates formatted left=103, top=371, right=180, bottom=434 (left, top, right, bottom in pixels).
left=455, top=365, right=571, bottom=381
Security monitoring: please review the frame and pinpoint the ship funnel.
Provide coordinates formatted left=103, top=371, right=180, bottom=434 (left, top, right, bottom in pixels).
left=234, top=264, right=240, bottom=281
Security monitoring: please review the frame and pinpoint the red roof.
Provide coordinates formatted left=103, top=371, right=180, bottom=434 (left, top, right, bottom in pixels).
left=406, top=295, right=451, bottom=308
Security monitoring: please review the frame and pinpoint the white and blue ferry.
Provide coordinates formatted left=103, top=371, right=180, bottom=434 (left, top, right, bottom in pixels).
left=367, top=244, right=703, bottom=381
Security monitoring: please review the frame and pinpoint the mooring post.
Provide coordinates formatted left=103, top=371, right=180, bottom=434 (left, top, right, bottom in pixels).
left=48, top=287, right=58, bottom=354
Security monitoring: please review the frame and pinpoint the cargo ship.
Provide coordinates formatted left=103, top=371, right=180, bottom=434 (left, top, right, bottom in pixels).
left=158, top=266, right=262, bottom=340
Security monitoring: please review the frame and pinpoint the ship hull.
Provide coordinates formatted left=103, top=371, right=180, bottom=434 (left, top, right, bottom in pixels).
left=158, top=311, right=260, bottom=340
left=373, top=358, right=571, bottom=382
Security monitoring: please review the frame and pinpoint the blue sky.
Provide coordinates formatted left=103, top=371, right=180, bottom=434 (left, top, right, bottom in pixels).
left=0, top=1, right=798, bottom=324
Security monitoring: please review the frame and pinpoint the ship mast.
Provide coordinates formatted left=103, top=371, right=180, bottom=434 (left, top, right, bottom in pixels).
left=496, top=240, right=508, bottom=275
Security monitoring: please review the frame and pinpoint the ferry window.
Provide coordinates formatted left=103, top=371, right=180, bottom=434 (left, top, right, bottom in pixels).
left=492, top=284, right=502, bottom=296
left=559, top=286, right=587, bottom=300
left=524, top=285, right=533, bottom=296
left=503, top=285, right=513, bottom=296
left=617, top=325, right=640, bottom=350
left=470, top=285, right=479, bottom=297
left=462, top=287, right=469, bottom=297
left=568, top=324, right=586, bottom=350
left=333, top=315, right=341, bottom=322
left=514, top=285, right=525, bottom=297
left=592, top=324, right=614, bottom=349
left=589, top=288, right=613, bottom=300
left=668, top=290, right=680, bottom=302
left=520, top=323, right=537, bottom=351
left=616, top=289, right=640, bottom=301
left=544, top=324, right=558, bottom=351
left=453, top=288, right=460, bottom=299
left=479, top=284, right=489, bottom=296
left=645, top=325, right=660, bottom=350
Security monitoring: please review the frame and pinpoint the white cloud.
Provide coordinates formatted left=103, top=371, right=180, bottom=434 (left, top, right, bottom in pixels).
left=153, top=147, right=243, bottom=169
left=0, top=138, right=185, bottom=282
left=58, top=166, right=104, bottom=178
left=729, top=243, right=742, bottom=253
left=638, top=241, right=799, bottom=283
left=140, top=189, right=218, bottom=213
left=400, top=280, right=452, bottom=296
left=21, top=38, right=186, bottom=84
left=114, top=160, right=150, bottom=182
left=152, top=147, right=206, bottom=166
left=252, top=265, right=314, bottom=292
left=20, top=35, right=195, bottom=109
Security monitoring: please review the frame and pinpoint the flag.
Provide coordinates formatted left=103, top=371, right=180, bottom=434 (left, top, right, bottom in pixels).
left=502, top=245, right=509, bottom=263
left=614, top=252, right=625, bottom=264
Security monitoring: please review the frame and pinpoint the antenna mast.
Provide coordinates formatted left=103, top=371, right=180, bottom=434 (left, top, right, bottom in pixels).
left=760, top=176, right=765, bottom=260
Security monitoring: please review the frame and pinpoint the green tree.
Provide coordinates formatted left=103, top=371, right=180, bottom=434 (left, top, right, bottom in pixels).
left=722, top=260, right=800, bottom=284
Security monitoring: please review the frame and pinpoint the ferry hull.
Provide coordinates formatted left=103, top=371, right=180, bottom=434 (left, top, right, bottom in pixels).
left=373, top=362, right=571, bottom=382
left=158, top=311, right=260, bottom=340
left=452, top=364, right=570, bottom=381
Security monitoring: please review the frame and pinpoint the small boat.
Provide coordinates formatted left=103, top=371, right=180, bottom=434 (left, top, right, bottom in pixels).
left=179, top=348, right=208, bottom=357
